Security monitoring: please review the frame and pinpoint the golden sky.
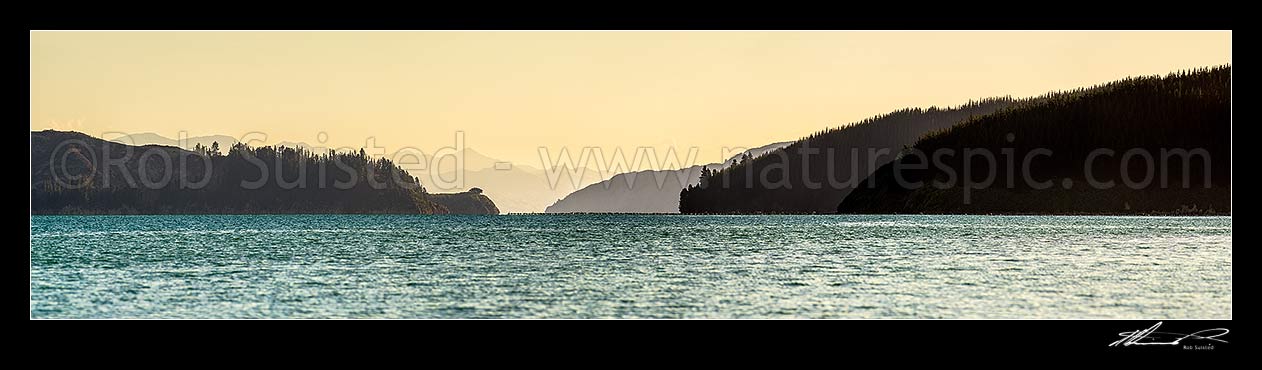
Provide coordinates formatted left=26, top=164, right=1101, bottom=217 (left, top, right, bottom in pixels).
left=30, top=31, right=1231, bottom=167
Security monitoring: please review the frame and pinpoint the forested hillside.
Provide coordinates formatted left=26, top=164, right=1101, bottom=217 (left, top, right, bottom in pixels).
left=31, top=130, right=451, bottom=214
left=679, top=98, right=1014, bottom=213
left=838, top=66, right=1230, bottom=214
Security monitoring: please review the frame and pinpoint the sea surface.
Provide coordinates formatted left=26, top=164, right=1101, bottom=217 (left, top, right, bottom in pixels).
left=30, top=215, right=1232, bottom=319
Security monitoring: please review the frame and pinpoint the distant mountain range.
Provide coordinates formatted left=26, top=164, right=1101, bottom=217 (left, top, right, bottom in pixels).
left=111, top=132, right=313, bottom=151
left=410, top=148, right=604, bottom=214
left=544, top=141, right=790, bottom=213
left=109, top=132, right=241, bottom=150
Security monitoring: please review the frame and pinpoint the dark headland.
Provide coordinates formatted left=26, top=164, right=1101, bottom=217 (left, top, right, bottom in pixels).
left=30, top=130, right=499, bottom=215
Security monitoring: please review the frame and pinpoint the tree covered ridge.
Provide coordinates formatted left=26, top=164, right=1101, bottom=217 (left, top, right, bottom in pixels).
left=31, top=130, right=449, bottom=214
left=917, top=65, right=1230, bottom=155
left=837, top=65, right=1231, bottom=214
left=679, top=97, right=1016, bottom=214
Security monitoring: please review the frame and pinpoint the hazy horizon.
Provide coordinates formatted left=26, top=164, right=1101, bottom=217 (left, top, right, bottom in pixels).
left=31, top=31, right=1231, bottom=167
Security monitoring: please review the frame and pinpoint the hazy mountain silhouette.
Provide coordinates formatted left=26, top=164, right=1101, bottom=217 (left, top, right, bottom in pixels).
left=414, top=148, right=604, bottom=213
left=110, top=132, right=240, bottom=150
left=838, top=66, right=1230, bottom=215
left=544, top=141, right=791, bottom=213
left=31, top=130, right=502, bottom=214
left=111, top=132, right=319, bottom=152
left=680, top=98, right=1015, bottom=213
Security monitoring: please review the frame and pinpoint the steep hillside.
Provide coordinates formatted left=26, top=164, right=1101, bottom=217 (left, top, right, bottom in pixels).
left=680, top=98, right=1015, bottom=213
left=838, top=66, right=1230, bottom=215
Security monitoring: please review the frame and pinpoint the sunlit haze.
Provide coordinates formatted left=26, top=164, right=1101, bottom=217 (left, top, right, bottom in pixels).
left=31, top=31, right=1231, bottom=167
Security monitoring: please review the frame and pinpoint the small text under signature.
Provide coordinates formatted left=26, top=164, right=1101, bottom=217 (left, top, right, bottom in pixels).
left=1109, top=322, right=1229, bottom=347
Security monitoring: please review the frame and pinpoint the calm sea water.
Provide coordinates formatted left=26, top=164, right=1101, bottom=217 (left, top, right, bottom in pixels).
left=30, top=215, right=1231, bottom=319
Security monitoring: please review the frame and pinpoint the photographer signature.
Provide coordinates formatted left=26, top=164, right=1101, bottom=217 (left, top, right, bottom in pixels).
left=1109, top=322, right=1229, bottom=347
